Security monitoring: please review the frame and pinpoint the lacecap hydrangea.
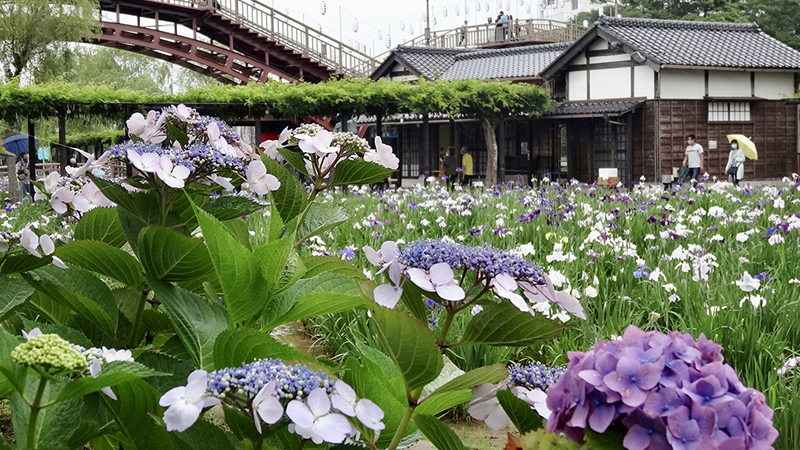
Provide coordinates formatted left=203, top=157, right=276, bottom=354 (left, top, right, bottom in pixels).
left=160, top=358, right=385, bottom=446
left=546, top=325, right=778, bottom=450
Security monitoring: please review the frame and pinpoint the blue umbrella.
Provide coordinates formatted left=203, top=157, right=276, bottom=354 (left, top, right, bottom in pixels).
left=2, top=135, right=38, bottom=156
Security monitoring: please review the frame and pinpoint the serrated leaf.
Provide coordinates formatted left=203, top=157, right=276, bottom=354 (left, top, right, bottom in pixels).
left=203, top=196, right=264, bottom=221
left=296, top=203, right=349, bottom=243
left=24, top=266, right=118, bottom=338
left=427, top=364, right=507, bottom=399
left=267, top=206, right=284, bottom=242
left=399, top=280, right=428, bottom=323
left=192, top=199, right=268, bottom=324
left=11, top=378, right=83, bottom=449
left=0, top=253, right=50, bottom=274
left=581, top=423, right=628, bottom=450
left=165, top=122, right=189, bottom=149
left=277, top=148, right=310, bottom=178
left=274, top=251, right=305, bottom=295
left=0, top=328, right=26, bottom=396
left=265, top=292, right=366, bottom=329
left=253, top=234, right=294, bottom=297
left=56, top=241, right=143, bottom=286
left=134, top=352, right=195, bottom=394
left=56, top=361, right=167, bottom=403
left=212, top=327, right=334, bottom=370
left=497, top=389, right=543, bottom=434
left=170, top=418, right=241, bottom=450
left=371, top=306, right=443, bottom=393
left=89, top=175, right=140, bottom=215
left=146, top=276, right=228, bottom=370
left=262, top=272, right=360, bottom=327
left=412, top=414, right=468, bottom=450
left=415, top=390, right=473, bottom=416
left=302, top=255, right=368, bottom=281
left=73, top=207, right=127, bottom=247
left=342, top=356, right=409, bottom=448
left=138, top=226, right=214, bottom=282
left=330, top=159, right=394, bottom=187
left=461, top=301, right=569, bottom=346
left=262, top=155, right=307, bottom=222
left=0, top=276, right=34, bottom=321
left=102, top=379, right=173, bottom=450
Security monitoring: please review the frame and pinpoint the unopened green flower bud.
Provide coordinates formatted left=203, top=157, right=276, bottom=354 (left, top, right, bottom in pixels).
left=11, top=334, right=86, bottom=372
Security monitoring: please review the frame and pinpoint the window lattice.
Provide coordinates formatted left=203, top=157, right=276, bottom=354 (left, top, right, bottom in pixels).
left=708, top=102, right=750, bottom=122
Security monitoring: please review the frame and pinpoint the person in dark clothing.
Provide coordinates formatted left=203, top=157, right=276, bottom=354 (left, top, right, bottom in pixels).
left=442, top=146, right=457, bottom=188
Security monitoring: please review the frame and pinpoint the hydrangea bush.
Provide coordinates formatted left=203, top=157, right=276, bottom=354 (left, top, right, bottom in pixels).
left=545, top=326, right=778, bottom=450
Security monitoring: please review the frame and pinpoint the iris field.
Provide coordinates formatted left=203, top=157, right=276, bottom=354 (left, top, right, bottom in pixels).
left=303, top=177, right=800, bottom=449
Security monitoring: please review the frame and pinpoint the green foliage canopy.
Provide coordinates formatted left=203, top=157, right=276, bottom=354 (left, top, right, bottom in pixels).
left=0, top=77, right=551, bottom=123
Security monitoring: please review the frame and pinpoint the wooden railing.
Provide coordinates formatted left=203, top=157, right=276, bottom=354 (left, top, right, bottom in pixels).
left=393, top=18, right=586, bottom=51
left=142, top=0, right=379, bottom=78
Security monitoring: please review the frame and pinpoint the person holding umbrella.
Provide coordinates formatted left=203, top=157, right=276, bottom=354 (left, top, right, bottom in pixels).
left=725, top=139, right=745, bottom=186
left=15, top=152, right=30, bottom=202
left=726, top=134, right=758, bottom=186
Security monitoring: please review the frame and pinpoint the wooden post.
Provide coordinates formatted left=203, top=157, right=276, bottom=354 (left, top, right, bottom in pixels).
left=59, top=115, right=67, bottom=176
left=611, top=122, right=618, bottom=173
left=498, top=119, right=507, bottom=183
left=374, top=112, right=382, bottom=147
left=421, top=114, right=431, bottom=177
left=27, top=120, right=37, bottom=198
left=254, top=116, right=262, bottom=144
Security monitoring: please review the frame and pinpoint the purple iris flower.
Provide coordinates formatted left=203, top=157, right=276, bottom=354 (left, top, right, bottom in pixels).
left=337, top=248, right=355, bottom=259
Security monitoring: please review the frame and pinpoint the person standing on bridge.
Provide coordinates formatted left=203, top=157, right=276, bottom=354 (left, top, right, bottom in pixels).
left=459, top=21, right=468, bottom=46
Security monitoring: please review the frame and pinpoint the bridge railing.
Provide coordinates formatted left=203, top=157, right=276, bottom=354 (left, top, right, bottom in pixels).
left=395, top=18, right=586, bottom=50
left=148, top=0, right=378, bottom=78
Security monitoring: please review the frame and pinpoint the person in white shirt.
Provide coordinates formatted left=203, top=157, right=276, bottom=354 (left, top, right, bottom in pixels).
left=725, top=139, right=745, bottom=186
left=682, top=134, right=704, bottom=184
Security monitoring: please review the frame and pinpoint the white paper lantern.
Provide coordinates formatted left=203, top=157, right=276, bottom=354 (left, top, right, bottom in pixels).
left=455, top=5, right=460, bottom=15
left=400, top=21, right=405, bottom=31
left=526, top=3, right=531, bottom=13
left=505, top=0, right=510, bottom=10
left=443, top=7, right=448, bottom=17
left=409, top=25, right=414, bottom=34
left=378, top=30, right=384, bottom=40
left=385, top=38, right=391, bottom=48
left=352, top=19, right=359, bottom=32
left=497, top=0, right=502, bottom=9
left=319, top=1, right=326, bottom=15
left=476, top=1, right=481, bottom=11
left=465, top=3, right=469, bottom=14
left=519, top=0, right=523, bottom=5
left=485, top=2, right=490, bottom=12
left=433, top=16, right=437, bottom=25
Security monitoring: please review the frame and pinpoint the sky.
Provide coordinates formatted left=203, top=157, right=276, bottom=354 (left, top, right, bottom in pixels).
left=269, top=0, right=544, bottom=56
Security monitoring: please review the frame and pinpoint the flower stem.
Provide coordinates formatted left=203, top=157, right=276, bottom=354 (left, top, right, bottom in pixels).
left=437, top=308, right=457, bottom=347
left=388, top=404, right=416, bottom=450
left=27, top=376, right=48, bottom=448
left=128, top=289, right=148, bottom=347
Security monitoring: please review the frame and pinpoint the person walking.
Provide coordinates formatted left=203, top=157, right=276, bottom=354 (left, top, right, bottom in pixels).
left=681, top=134, right=704, bottom=185
left=725, top=139, right=745, bottom=186
left=460, top=146, right=474, bottom=186
left=442, top=146, right=458, bottom=188
left=499, top=11, right=509, bottom=41
left=16, top=152, right=30, bottom=202
left=459, top=21, right=468, bottom=46
left=494, top=13, right=504, bottom=42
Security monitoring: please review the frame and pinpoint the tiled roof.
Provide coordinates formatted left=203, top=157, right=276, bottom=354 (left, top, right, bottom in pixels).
left=548, top=99, right=644, bottom=117
left=393, top=46, right=474, bottom=80
left=596, top=17, right=800, bottom=69
left=441, top=42, right=571, bottom=80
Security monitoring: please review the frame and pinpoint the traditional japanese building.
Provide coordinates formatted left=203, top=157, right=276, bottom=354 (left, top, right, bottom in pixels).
left=368, top=17, right=800, bottom=184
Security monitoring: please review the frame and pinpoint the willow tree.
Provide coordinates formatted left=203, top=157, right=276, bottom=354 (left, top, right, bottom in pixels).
left=0, top=0, right=99, bottom=81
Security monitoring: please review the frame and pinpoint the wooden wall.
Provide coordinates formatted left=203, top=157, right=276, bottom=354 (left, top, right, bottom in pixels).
left=655, top=100, right=797, bottom=180
left=633, top=101, right=658, bottom=182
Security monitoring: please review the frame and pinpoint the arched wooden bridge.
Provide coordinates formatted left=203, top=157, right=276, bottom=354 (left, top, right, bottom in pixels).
left=91, top=0, right=379, bottom=84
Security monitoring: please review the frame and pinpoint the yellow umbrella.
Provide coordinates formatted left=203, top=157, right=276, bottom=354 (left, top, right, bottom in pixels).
left=727, top=134, right=758, bottom=160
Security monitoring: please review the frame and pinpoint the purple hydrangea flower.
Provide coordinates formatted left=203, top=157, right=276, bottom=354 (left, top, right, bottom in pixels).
left=547, top=326, right=778, bottom=450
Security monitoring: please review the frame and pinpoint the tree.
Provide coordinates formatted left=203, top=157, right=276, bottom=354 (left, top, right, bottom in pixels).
left=0, top=0, right=99, bottom=81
